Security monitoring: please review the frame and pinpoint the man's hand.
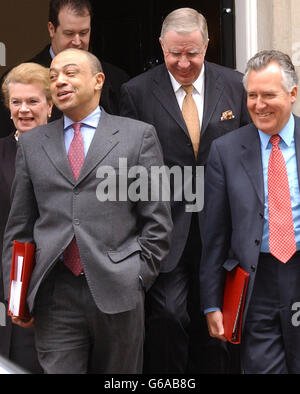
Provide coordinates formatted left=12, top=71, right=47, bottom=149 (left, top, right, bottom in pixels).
left=206, top=310, right=227, bottom=342
left=11, top=316, right=34, bottom=328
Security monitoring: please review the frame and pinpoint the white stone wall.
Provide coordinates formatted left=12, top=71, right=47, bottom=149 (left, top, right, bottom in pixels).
left=256, top=0, right=300, bottom=114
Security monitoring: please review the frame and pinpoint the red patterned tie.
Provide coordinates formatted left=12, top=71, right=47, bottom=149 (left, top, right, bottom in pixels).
left=268, top=134, right=296, bottom=263
left=63, top=123, right=84, bottom=276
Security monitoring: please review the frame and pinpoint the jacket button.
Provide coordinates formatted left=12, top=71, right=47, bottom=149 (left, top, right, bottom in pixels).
left=74, top=219, right=80, bottom=225
left=255, top=239, right=260, bottom=245
left=251, top=265, right=256, bottom=272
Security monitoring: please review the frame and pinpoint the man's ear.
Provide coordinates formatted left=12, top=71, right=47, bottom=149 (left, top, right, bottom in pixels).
left=48, top=22, right=55, bottom=39
left=95, top=72, right=105, bottom=91
left=290, top=85, right=298, bottom=104
left=159, top=37, right=164, bottom=51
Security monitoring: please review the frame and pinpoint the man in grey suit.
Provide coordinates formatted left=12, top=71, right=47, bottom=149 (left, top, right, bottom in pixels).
left=120, top=8, right=250, bottom=373
left=2, top=48, right=172, bottom=374
left=200, top=50, right=300, bottom=373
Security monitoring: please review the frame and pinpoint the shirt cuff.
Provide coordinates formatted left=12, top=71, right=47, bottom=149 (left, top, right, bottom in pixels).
left=204, top=307, right=220, bottom=315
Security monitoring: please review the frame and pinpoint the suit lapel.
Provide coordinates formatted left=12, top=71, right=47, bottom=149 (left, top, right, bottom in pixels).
left=42, top=118, right=75, bottom=184
left=240, top=124, right=265, bottom=205
left=152, top=65, right=189, bottom=137
left=41, top=112, right=119, bottom=185
left=151, top=63, right=225, bottom=140
left=1, top=135, right=17, bottom=187
left=201, top=61, right=224, bottom=135
left=77, top=110, right=119, bottom=184
left=241, top=115, right=300, bottom=207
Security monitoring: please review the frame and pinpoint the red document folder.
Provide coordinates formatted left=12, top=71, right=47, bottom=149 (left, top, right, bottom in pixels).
left=222, top=266, right=249, bottom=344
left=8, top=240, right=35, bottom=320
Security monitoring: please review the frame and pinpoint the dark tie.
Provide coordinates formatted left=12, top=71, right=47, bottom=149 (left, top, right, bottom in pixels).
left=181, top=84, right=200, bottom=157
left=268, top=134, right=296, bottom=263
left=63, top=123, right=84, bottom=276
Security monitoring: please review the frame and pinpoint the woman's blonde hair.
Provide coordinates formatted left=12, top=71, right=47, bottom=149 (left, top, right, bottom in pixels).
left=2, top=62, right=51, bottom=108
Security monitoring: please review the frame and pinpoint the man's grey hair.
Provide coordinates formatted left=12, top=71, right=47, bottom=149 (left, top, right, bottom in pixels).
left=160, top=8, right=209, bottom=45
left=243, top=50, right=298, bottom=93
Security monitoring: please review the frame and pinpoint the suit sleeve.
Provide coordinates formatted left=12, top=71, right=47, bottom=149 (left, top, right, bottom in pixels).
left=135, top=124, right=173, bottom=291
left=0, top=89, right=14, bottom=138
left=119, top=83, right=141, bottom=121
left=2, top=140, right=38, bottom=300
left=240, top=83, right=251, bottom=127
left=199, top=140, right=232, bottom=310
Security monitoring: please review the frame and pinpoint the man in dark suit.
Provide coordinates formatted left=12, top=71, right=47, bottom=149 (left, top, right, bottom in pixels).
left=2, top=48, right=172, bottom=374
left=0, top=0, right=129, bottom=137
left=120, top=8, right=250, bottom=373
left=200, top=50, right=300, bottom=373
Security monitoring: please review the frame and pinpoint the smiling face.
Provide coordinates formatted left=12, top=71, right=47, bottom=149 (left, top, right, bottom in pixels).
left=246, top=62, right=298, bottom=135
left=160, top=29, right=207, bottom=86
left=9, top=82, right=52, bottom=133
left=50, top=49, right=104, bottom=121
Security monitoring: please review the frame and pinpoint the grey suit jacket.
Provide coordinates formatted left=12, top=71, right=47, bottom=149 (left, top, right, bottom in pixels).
left=120, top=62, right=250, bottom=272
left=2, top=110, right=173, bottom=314
left=200, top=115, right=300, bottom=325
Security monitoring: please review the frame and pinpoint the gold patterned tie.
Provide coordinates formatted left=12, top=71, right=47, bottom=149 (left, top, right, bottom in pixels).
left=182, top=85, right=200, bottom=157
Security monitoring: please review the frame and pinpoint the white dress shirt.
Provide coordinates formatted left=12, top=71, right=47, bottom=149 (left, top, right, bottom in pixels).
left=168, top=64, right=205, bottom=129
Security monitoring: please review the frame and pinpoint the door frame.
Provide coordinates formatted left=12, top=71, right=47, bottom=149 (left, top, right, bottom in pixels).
left=235, top=0, right=258, bottom=73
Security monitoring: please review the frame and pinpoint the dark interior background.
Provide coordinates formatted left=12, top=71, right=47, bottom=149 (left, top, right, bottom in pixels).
left=90, top=0, right=235, bottom=77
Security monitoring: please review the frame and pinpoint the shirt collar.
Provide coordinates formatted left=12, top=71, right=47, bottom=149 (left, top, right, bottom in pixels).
left=258, top=113, right=295, bottom=150
left=64, top=106, right=101, bottom=130
left=49, top=46, right=55, bottom=60
left=14, top=130, right=20, bottom=141
left=168, top=64, right=205, bottom=95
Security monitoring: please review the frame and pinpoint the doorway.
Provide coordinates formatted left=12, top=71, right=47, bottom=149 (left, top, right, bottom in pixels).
left=90, top=0, right=235, bottom=77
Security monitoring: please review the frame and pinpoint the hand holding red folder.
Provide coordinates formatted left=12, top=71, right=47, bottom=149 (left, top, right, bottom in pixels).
left=8, top=240, right=35, bottom=321
left=222, top=264, right=249, bottom=344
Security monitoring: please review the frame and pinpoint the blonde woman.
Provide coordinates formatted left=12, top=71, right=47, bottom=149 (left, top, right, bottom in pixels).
left=0, top=62, right=52, bottom=373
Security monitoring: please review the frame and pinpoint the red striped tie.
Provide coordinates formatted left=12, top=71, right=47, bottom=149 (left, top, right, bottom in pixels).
left=63, top=123, right=84, bottom=276
left=268, top=134, right=296, bottom=263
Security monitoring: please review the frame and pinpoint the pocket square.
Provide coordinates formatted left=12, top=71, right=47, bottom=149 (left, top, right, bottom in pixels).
left=221, top=110, right=235, bottom=121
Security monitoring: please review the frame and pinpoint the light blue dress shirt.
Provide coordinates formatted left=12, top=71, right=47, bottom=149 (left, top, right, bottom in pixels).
left=49, top=46, right=55, bottom=60
left=259, top=114, right=300, bottom=252
left=204, top=114, right=300, bottom=315
left=63, top=106, right=101, bottom=156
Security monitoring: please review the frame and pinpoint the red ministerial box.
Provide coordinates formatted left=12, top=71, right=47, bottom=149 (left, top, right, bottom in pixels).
left=8, top=240, right=35, bottom=320
left=222, top=265, right=249, bottom=344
